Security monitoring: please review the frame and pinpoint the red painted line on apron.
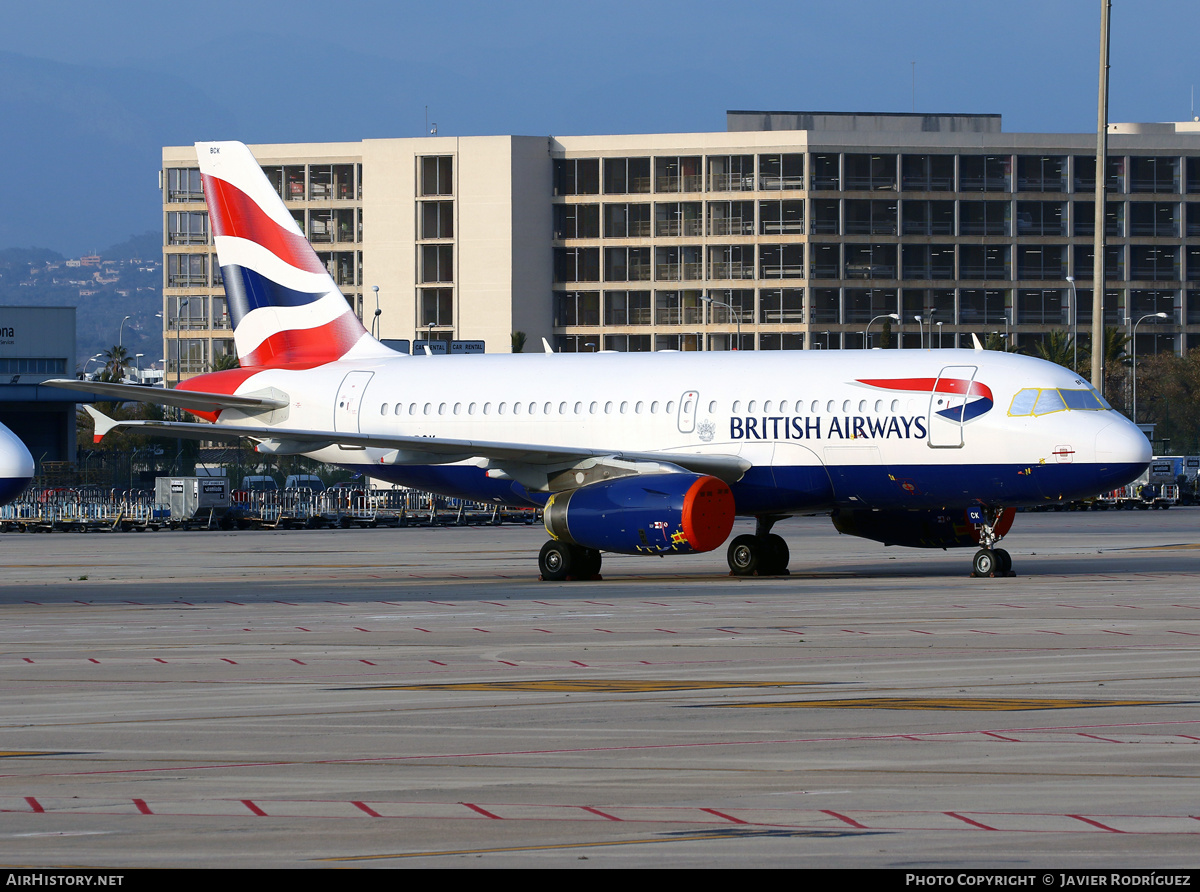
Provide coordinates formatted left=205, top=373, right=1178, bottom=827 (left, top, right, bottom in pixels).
left=133, top=799, right=152, bottom=815
left=1167, top=630, right=1200, bottom=636
left=1056, top=604, right=1083, bottom=609
left=534, top=629, right=553, bottom=633
left=909, top=629, right=933, bottom=635
left=595, top=629, right=613, bottom=633
left=655, top=629, right=676, bottom=634
left=999, top=604, right=1027, bottom=609
left=462, top=802, right=502, bottom=819
left=429, top=660, right=446, bottom=666
left=1068, top=814, right=1123, bottom=832
left=23, top=601, right=41, bottom=605
left=296, top=627, right=311, bottom=632
left=291, top=659, right=306, bottom=665
left=821, top=809, right=868, bottom=829
left=25, top=797, right=43, bottom=813
left=841, top=629, right=869, bottom=634
left=780, top=629, right=805, bottom=635
left=983, top=732, right=1020, bottom=742
left=643, top=602, right=668, bottom=607
left=414, top=628, right=431, bottom=633
left=1101, top=630, right=1132, bottom=635
left=273, top=601, right=296, bottom=606
left=1077, top=733, right=1122, bottom=743
left=532, top=601, right=553, bottom=606
left=1177, top=736, right=1200, bottom=742
left=580, top=806, right=621, bottom=821
left=482, top=601, right=506, bottom=606
left=716, top=628, right=740, bottom=634
left=241, top=800, right=268, bottom=817
left=571, top=661, right=588, bottom=667
left=22, top=658, right=33, bottom=664
left=88, top=659, right=99, bottom=664
left=241, top=629, right=252, bottom=632
left=360, top=661, right=376, bottom=666
left=1174, top=605, right=1200, bottom=610
left=498, top=661, right=517, bottom=666
left=1116, top=605, right=1142, bottom=610
left=353, top=628, right=370, bottom=633
left=702, top=807, right=748, bottom=824
left=946, top=812, right=996, bottom=830
left=970, top=630, right=1000, bottom=635
left=353, top=801, right=381, bottom=817
left=1036, top=630, right=1065, bottom=635
left=583, top=601, right=613, bottom=606
left=220, top=659, right=237, bottom=665
left=326, top=601, right=349, bottom=606
left=472, top=628, right=490, bottom=633
left=154, top=659, right=167, bottom=664
left=427, top=601, right=456, bottom=606
left=225, top=601, right=244, bottom=606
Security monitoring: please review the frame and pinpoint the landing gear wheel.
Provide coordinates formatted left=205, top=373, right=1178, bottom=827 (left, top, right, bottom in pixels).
left=994, top=548, right=1012, bottom=575
left=727, top=534, right=761, bottom=576
left=760, top=533, right=790, bottom=576
left=972, top=548, right=996, bottom=577
left=539, top=540, right=572, bottom=581
left=574, top=547, right=603, bottom=579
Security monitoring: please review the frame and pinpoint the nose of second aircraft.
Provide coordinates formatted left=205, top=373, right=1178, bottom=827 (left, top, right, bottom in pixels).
left=0, top=423, right=34, bottom=505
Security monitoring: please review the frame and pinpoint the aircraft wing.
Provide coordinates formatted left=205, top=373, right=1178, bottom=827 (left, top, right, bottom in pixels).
left=45, top=379, right=289, bottom=413
left=82, top=407, right=750, bottom=485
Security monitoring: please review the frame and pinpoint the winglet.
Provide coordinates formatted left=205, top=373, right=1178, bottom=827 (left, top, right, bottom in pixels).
left=971, top=333, right=984, bottom=351
left=542, top=338, right=554, bottom=354
left=82, top=405, right=121, bottom=443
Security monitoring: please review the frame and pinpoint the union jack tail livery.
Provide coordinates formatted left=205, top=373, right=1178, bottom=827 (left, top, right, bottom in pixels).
left=196, top=141, right=394, bottom=369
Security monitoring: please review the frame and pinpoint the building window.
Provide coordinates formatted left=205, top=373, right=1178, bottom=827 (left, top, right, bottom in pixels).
left=553, top=204, right=600, bottom=239
left=420, top=288, right=453, bottom=326
left=165, top=168, right=203, bottom=202
left=1016, top=245, right=1066, bottom=280
left=603, top=334, right=652, bottom=352
left=901, top=200, right=954, bottom=235
left=420, top=156, right=453, bottom=196
left=707, top=155, right=754, bottom=191
left=1129, top=246, right=1179, bottom=281
left=554, top=247, right=599, bottom=282
left=959, top=245, right=1011, bottom=280
left=1129, top=156, right=1179, bottom=193
left=844, top=199, right=898, bottom=235
left=759, top=288, right=804, bottom=324
left=811, top=154, right=840, bottom=191
left=317, top=251, right=357, bottom=286
left=654, top=202, right=702, bottom=236
left=553, top=159, right=599, bottom=195
left=844, top=244, right=897, bottom=280
left=1016, top=156, right=1067, bottom=192
left=1072, top=201, right=1123, bottom=236
left=420, top=244, right=453, bottom=283
left=844, top=154, right=897, bottom=191
left=844, top=288, right=899, bottom=323
left=554, top=291, right=600, bottom=327
left=901, top=155, right=954, bottom=191
left=959, top=155, right=1012, bottom=192
left=1017, top=289, right=1066, bottom=324
left=166, top=253, right=207, bottom=286
left=811, top=288, right=840, bottom=323
left=655, top=246, right=702, bottom=281
left=809, top=244, right=840, bottom=279
left=759, top=245, right=805, bottom=279
left=604, top=290, right=652, bottom=326
left=1128, top=202, right=1179, bottom=237
left=308, top=164, right=355, bottom=200
left=604, top=247, right=651, bottom=282
left=707, top=289, right=754, bottom=325
left=810, top=199, right=840, bottom=234
left=603, top=203, right=651, bottom=238
left=1015, top=201, right=1066, bottom=236
left=758, top=154, right=803, bottom=190
left=707, top=245, right=755, bottom=280
left=707, top=201, right=754, bottom=235
left=1072, top=245, right=1124, bottom=281
left=959, top=201, right=1010, bottom=236
left=654, top=157, right=702, bottom=193
left=167, top=212, right=208, bottom=245
left=603, top=157, right=651, bottom=194
left=421, top=202, right=454, bottom=239
left=902, top=245, right=955, bottom=281
left=759, top=199, right=804, bottom=235
left=959, top=289, right=1009, bottom=324
left=654, top=290, right=704, bottom=325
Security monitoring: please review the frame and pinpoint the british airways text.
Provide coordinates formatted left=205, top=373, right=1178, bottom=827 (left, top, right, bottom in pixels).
left=730, top=415, right=929, bottom=441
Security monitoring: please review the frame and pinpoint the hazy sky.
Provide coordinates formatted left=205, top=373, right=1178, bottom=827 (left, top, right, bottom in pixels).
left=4, top=1, right=1198, bottom=252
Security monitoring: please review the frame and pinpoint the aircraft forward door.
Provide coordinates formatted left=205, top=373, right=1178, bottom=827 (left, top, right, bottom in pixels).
left=334, top=370, right=374, bottom=448
left=927, top=365, right=978, bottom=449
left=677, top=390, right=699, bottom=434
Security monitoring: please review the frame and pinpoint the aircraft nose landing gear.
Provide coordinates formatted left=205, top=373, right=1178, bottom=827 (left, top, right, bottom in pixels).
left=969, top=506, right=1016, bottom=578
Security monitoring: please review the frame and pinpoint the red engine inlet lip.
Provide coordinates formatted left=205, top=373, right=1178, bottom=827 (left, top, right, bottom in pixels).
left=681, top=476, right=736, bottom=553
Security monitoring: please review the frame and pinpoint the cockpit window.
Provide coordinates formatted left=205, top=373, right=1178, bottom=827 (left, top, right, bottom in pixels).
left=1009, top=386, right=1109, bottom=417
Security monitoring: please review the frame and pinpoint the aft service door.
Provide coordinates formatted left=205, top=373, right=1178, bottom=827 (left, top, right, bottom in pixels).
left=334, top=370, right=374, bottom=448
left=927, top=365, right=978, bottom=449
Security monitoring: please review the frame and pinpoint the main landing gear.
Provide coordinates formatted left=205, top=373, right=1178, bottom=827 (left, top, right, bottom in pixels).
left=538, top=540, right=602, bottom=582
left=970, top=506, right=1015, bottom=578
left=726, top=515, right=791, bottom=577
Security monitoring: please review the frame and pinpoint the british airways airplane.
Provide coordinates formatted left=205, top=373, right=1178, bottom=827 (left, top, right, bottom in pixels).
left=0, top=421, right=34, bottom=506
left=51, top=141, right=1150, bottom=580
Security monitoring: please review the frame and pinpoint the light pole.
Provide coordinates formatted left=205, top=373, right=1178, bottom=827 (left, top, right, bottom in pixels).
left=699, top=293, right=742, bottom=351
left=119, top=314, right=131, bottom=349
left=1131, top=311, right=1168, bottom=423
left=1065, top=275, right=1078, bottom=372
left=134, top=354, right=144, bottom=384
left=936, top=320, right=944, bottom=348
left=913, top=314, right=924, bottom=349
left=863, top=313, right=899, bottom=349
left=175, top=298, right=189, bottom=395
left=371, top=285, right=381, bottom=339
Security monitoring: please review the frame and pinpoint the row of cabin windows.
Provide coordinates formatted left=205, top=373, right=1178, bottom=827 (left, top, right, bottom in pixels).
left=379, top=397, right=925, bottom=418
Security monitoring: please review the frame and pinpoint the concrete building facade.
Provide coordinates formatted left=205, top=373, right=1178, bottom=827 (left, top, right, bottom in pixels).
left=162, top=112, right=1200, bottom=374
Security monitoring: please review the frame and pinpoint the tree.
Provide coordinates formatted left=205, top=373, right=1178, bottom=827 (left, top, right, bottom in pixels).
left=1030, top=329, right=1085, bottom=373
left=212, top=352, right=241, bottom=371
left=511, top=331, right=527, bottom=353
left=984, top=333, right=1016, bottom=352
left=102, top=344, right=129, bottom=381
left=878, top=318, right=893, bottom=349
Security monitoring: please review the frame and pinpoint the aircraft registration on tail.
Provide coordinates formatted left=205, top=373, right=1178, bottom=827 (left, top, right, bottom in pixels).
left=49, top=141, right=1150, bottom=580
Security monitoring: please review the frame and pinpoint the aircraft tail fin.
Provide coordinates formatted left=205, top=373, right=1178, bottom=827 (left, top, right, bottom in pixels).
left=195, top=141, right=394, bottom=369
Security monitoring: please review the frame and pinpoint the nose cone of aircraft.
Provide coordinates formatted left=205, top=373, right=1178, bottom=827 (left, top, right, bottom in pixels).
left=0, top=424, right=34, bottom=505
left=1094, top=416, right=1152, bottom=488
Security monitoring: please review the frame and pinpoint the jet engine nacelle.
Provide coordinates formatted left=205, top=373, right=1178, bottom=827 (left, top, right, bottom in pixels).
left=544, top=473, right=735, bottom=556
left=831, top=506, right=1016, bottom=549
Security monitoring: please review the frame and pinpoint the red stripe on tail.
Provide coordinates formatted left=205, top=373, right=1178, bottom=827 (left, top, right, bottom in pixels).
left=201, top=174, right=326, bottom=275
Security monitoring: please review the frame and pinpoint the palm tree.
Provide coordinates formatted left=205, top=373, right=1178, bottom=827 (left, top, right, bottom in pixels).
left=102, top=345, right=129, bottom=381
left=212, top=352, right=241, bottom=372
left=1030, top=329, right=1084, bottom=373
left=511, top=331, right=527, bottom=354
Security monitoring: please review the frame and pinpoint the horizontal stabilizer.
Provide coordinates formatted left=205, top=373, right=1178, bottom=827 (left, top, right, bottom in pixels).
left=44, top=379, right=288, bottom=413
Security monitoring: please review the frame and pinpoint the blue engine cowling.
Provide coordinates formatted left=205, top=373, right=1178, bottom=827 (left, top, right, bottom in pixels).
left=544, top=474, right=736, bottom=556
left=830, top=507, right=1015, bottom=548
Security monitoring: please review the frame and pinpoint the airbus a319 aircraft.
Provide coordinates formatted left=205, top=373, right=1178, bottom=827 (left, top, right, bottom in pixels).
left=51, top=141, right=1150, bottom=580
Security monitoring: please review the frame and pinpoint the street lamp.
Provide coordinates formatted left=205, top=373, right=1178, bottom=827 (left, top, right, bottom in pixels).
left=863, top=313, right=899, bottom=349
left=913, top=314, right=924, bottom=349
left=175, top=298, right=190, bottom=394
left=936, top=320, right=944, bottom=349
left=699, top=293, right=742, bottom=351
left=119, top=315, right=131, bottom=349
left=371, top=285, right=381, bottom=339
left=1065, top=276, right=1078, bottom=371
left=1131, top=312, right=1168, bottom=423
